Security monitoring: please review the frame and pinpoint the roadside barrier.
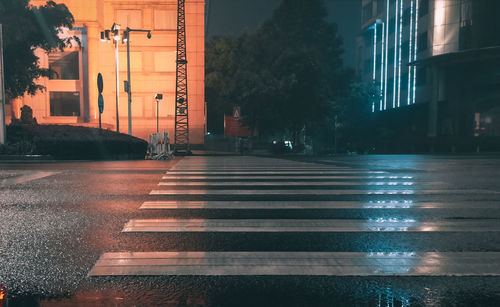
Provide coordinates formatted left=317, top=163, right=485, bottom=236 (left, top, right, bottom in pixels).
left=147, top=131, right=173, bottom=160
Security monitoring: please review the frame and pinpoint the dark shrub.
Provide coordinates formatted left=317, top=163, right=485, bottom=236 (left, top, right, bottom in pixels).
left=4, top=124, right=147, bottom=159
left=20, top=105, right=35, bottom=125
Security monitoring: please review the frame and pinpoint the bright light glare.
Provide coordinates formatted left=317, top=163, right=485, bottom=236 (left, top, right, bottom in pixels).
left=368, top=190, right=415, bottom=195
left=364, top=200, right=414, bottom=209
left=366, top=217, right=417, bottom=232
left=368, top=252, right=416, bottom=257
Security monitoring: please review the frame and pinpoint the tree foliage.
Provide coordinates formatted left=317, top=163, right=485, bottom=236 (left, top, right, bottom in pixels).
left=0, top=0, right=77, bottom=100
left=206, top=0, right=352, bottom=141
left=338, top=81, right=379, bottom=152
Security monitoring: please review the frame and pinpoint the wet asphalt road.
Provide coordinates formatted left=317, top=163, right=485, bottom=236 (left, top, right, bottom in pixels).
left=1, top=155, right=500, bottom=306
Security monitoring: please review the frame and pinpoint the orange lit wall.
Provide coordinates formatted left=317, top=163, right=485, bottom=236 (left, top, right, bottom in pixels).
left=17, top=0, right=205, bottom=143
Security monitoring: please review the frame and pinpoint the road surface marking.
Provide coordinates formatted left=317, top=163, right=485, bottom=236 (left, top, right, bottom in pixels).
left=162, top=175, right=414, bottom=180
left=0, top=171, right=59, bottom=187
left=121, top=218, right=500, bottom=233
left=88, top=252, right=500, bottom=276
left=139, top=200, right=499, bottom=210
left=157, top=181, right=437, bottom=187
left=165, top=171, right=386, bottom=175
left=167, top=168, right=354, bottom=172
left=149, top=189, right=498, bottom=196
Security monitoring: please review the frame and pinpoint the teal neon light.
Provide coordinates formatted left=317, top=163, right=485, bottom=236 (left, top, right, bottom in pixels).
left=392, top=0, right=399, bottom=108
left=407, top=0, right=414, bottom=105
left=413, top=0, right=419, bottom=104
left=380, top=21, right=385, bottom=111
left=397, top=0, right=403, bottom=108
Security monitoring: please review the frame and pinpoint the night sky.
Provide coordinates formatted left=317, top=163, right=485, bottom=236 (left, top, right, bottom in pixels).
left=207, top=0, right=361, bottom=68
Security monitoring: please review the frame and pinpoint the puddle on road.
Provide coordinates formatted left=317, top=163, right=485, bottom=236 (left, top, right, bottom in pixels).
left=4, top=277, right=500, bottom=306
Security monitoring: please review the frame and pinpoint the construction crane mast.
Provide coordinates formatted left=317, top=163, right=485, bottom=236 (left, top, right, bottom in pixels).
left=174, top=0, right=191, bottom=154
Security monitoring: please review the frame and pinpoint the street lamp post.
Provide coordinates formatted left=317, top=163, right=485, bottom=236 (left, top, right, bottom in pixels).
left=100, top=23, right=122, bottom=133
left=113, top=25, right=120, bottom=133
left=155, top=93, right=163, bottom=133
left=123, top=28, right=151, bottom=136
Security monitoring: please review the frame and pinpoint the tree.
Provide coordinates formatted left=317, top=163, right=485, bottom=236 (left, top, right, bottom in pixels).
left=338, top=81, right=379, bottom=153
left=205, top=35, right=243, bottom=134
left=205, top=0, right=351, bottom=145
left=255, top=0, right=351, bottom=143
left=0, top=0, right=77, bottom=101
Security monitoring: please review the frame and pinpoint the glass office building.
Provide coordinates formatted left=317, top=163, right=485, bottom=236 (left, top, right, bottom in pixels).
left=358, top=0, right=500, bottom=139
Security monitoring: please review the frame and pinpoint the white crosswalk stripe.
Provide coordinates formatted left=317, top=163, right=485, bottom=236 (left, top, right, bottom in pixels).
left=157, top=181, right=428, bottom=186
left=162, top=175, right=414, bottom=180
left=139, top=200, right=500, bottom=210
left=89, top=156, right=500, bottom=277
left=149, top=189, right=497, bottom=196
left=165, top=171, right=386, bottom=175
left=121, top=218, right=500, bottom=233
left=88, top=252, right=500, bottom=276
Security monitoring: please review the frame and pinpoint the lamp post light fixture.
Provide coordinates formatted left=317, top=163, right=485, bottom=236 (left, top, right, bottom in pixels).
left=100, top=23, right=121, bottom=133
left=100, top=24, right=151, bottom=135
left=123, top=27, right=151, bottom=136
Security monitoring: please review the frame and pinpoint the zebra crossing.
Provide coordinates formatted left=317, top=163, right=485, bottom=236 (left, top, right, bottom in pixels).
left=89, top=156, right=500, bottom=277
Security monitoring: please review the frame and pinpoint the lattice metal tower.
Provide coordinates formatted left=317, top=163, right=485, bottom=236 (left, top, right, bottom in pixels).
left=174, top=0, right=191, bottom=154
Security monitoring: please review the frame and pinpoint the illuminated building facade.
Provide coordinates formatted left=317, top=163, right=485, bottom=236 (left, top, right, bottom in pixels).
left=358, top=0, right=500, bottom=141
left=8, top=0, right=206, bottom=144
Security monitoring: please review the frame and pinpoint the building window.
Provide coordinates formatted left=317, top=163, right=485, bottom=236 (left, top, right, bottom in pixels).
left=419, top=0, right=429, bottom=17
left=387, top=78, right=394, bottom=96
left=389, top=18, right=395, bottom=34
left=416, top=67, right=427, bottom=86
left=154, top=10, right=177, bottom=30
left=49, top=51, right=79, bottom=80
left=459, top=0, right=473, bottom=50
left=401, top=73, right=409, bottom=92
left=50, top=92, right=80, bottom=116
left=116, top=9, right=142, bottom=29
left=376, top=0, right=384, bottom=15
left=388, top=48, right=394, bottom=64
left=364, top=30, right=373, bottom=46
left=402, top=43, right=410, bottom=62
left=417, top=31, right=428, bottom=52
left=403, top=8, right=411, bottom=25
left=459, top=24, right=473, bottom=50
left=363, top=2, right=373, bottom=23
left=154, top=52, right=176, bottom=72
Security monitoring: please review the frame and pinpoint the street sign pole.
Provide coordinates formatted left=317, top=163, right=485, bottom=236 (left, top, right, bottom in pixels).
left=97, top=73, right=104, bottom=130
left=0, top=24, right=6, bottom=145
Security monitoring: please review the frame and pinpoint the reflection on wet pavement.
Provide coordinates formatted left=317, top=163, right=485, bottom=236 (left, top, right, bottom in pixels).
left=2, top=156, right=500, bottom=305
